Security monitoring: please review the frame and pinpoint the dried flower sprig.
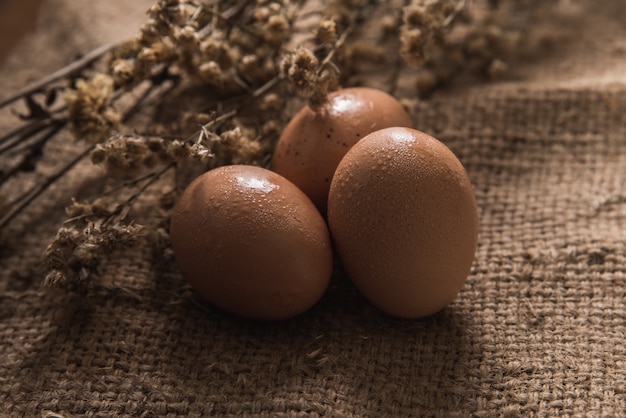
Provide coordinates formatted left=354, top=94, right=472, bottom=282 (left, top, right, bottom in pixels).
left=399, top=0, right=468, bottom=67
left=0, top=0, right=574, bottom=290
left=43, top=161, right=176, bottom=288
left=43, top=220, right=146, bottom=289
left=65, top=74, right=121, bottom=144
left=400, top=0, right=569, bottom=97
left=280, top=0, right=375, bottom=109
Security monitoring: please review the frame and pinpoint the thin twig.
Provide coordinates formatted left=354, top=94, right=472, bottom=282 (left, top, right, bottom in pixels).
left=316, top=20, right=355, bottom=77
left=102, top=162, right=176, bottom=228
left=63, top=161, right=176, bottom=226
left=0, top=117, right=63, bottom=155
left=198, top=73, right=283, bottom=113
left=0, top=122, right=66, bottom=187
left=252, top=74, right=284, bottom=98
left=185, top=108, right=238, bottom=144
left=120, top=81, right=162, bottom=124
left=442, top=0, right=469, bottom=28
left=200, top=4, right=263, bottom=40
left=0, top=144, right=95, bottom=230
left=0, top=41, right=122, bottom=108
left=98, top=168, right=174, bottom=200
left=195, top=0, right=248, bottom=38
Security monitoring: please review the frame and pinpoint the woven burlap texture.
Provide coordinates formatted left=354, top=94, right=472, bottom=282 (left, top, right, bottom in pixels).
left=1, top=1, right=625, bottom=417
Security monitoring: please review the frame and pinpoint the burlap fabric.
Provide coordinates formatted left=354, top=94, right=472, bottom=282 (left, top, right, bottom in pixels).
left=1, top=1, right=625, bottom=417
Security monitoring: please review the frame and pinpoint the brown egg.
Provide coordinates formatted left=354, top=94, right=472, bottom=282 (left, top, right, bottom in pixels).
left=327, top=127, right=478, bottom=318
left=271, top=87, right=413, bottom=215
left=169, top=165, right=333, bottom=320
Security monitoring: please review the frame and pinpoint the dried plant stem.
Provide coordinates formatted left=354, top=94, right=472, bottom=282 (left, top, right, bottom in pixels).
left=119, top=81, right=168, bottom=124
left=254, top=75, right=283, bottom=99
left=0, top=41, right=122, bottom=108
left=201, top=109, right=238, bottom=132
left=0, top=121, right=66, bottom=187
left=95, top=167, right=174, bottom=201
left=317, top=18, right=356, bottom=77
left=0, top=116, right=64, bottom=155
left=0, top=144, right=94, bottom=230
left=442, top=0, right=469, bottom=27
left=101, top=161, right=176, bottom=228
left=202, top=74, right=282, bottom=112
left=200, top=2, right=261, bottom=40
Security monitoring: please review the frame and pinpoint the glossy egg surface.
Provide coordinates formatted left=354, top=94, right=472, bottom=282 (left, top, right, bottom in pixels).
left=170, top=165, right=333, bottom=320
left=327, top=127, right=478, bottom=318
left=271, top=87, right=413, bottom=214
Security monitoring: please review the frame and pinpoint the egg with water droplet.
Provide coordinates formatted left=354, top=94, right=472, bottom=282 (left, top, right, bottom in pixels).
left=271, top=87, right=412, bottom=215
left=170, top=165, right=333, bottom=320
left=327, top=127, right=478, bottom=318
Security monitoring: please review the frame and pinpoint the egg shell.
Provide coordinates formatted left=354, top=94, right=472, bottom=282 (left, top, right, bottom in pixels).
left=169, top=165, right=333, bottom=320
left=271, top=87, right=413, bottom=215
left=327, top=127, right=478, bottom=318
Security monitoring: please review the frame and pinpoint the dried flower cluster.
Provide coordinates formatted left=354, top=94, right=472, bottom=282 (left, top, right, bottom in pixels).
left=44, top=218, right=145, bottom=289
left=65, top=74, right=121, bottom=143
left=109, top=0, right=292, bottom=94
left=399, top=0, right=561, bottom=97
left=0, top=0, right=573, bottom=290
left=44, top=196, right=145, bottom=288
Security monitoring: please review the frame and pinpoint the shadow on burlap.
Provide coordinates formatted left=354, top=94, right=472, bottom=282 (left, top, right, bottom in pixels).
left=1, top=1, right=625, bottom=417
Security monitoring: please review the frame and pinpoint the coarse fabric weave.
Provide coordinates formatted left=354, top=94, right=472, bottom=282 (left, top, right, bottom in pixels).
left=1, top=1, right=625, bottom=417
